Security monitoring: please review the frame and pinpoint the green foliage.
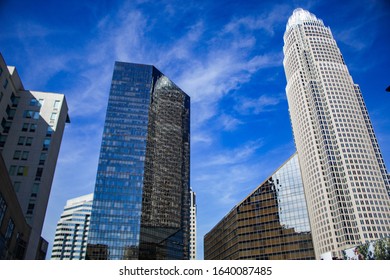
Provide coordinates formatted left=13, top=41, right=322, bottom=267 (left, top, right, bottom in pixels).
left=352, top=238, right=390, bottom=260
left=373, top=238, right=390, bottom=260
left=356, top=242, right=373, bottom=260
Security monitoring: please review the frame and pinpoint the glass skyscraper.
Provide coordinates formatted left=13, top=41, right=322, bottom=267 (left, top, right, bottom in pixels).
left=86, top=62, right=190, bottom=260
left=204, top=153, right=315, bottom=260
left=283, top=9, right=390, bottom=259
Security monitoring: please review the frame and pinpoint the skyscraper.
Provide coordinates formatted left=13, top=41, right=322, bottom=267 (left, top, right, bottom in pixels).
left=0, top=153, right=31, bottom=259
left=189, top=190, right=197, bottom=260
left=283, top=8, right=390, bottom=259
left=204, top=153, right=315, bottom=260
left=0, top=53, right=70, bottom=259
left=51, top=193, right=93, bottom=260
left=87, top=62, right=190, bottom=260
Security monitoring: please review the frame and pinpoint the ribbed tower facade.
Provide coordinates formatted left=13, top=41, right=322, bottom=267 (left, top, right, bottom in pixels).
left=283, top=8, right=390, bottom=259
left=86, top=62, right=190, bottom=260
left=189, top=190, right=197, bottom=260
left=51, top=194, right=93, bottom=260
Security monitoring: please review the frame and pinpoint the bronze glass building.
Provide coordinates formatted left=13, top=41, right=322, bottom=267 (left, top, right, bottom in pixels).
left=87, top=62, right=190, bottom=260
left=204, top=153, right=315, bottom=260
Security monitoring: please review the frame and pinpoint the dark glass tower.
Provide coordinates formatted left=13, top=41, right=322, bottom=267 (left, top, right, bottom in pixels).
left=86, top=62, right=190, bottom=260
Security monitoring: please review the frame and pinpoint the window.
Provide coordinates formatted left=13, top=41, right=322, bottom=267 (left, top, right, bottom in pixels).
left=18, top=136, right=25, bottom=145
left=50, top=112, right=57, bottom=121
left=24, top=110, right=33, bottom=119
left=30, top=98, right=39, bottom=106
left=17, top=166, right=25, bottom=176
left=39, top=153, right=47, bottom=165
left=30, top=98, right=44, bottom=107
left=3, top=78, right=8, bottom=89
left=21, top=151, right=29, bottom=160
left=31, top=183, right=39, bottom=198
left=26, top=203, right=35, bottom=215
left=43, top=138, right=50, bottom=150
left=0, top=134, right=6, bottom=147
left=16, top=166, right=28, bottom=176
left=22, top=123, right=29, bottom=132
left=46, top=126, right=54, bottom=137
left=7, top=109, right=16, bottom=120
left=11, top=93, right=19, bottom=107
left=53, top=100, right=60, bottom=109
left=5, top=219, right=15, bottom=243
left=3, top=121, right=11, bottom=133
left=26, top=137, right=33, bottom=146
left=13, top=150, right=21, bottom=160
left=24, top=110, right=39, bottom=120
left=22, top=123, right=37, bottom=132
left=35, top=167, right=43, bottom=181
left=0, top=194, right=7, bottom=226
left=1, top=118, right=11, bottom=133
left=29, top=123, right=37, bottom=132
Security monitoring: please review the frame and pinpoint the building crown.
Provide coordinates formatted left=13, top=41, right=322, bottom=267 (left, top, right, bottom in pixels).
left=286, top=8, right=321, bottom=31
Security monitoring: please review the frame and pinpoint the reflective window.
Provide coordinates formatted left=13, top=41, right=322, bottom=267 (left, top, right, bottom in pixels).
left=87, top=62, right=190, bottom=260
left=0, top=194, right=7, bottom=226
left=204, top=153, right=315, bottom=260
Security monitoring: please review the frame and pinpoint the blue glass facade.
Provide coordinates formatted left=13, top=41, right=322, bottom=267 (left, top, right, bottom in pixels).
left=87, top=62, right=190, bottom=260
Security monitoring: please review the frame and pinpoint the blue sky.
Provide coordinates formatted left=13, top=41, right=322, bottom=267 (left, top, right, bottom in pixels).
left=1, top=0, right=389, bottom=260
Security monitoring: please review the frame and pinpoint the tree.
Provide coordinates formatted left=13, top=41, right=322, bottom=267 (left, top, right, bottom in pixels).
left=373, top=238, right=390, bottom=260
left=356, top=242, right=373, bottom=260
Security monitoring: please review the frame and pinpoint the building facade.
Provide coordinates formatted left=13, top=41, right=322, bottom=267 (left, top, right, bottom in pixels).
left=190, top=190, right=197, bottom=260
left=51, top=193, right=93, bottom=260
left=0, top=53, right=70, bottom=259
left=283, top=9, right=390, bottom=259
left=87, top=62, right=190, bottom=260
left=204, top=153, right=315, bottom=260
left=0, top=153, right=31, bottom=259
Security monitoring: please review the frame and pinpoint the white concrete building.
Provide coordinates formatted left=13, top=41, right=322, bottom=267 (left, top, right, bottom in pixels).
left=190, top=190, right=197, bottom=260
left=51, top=194, right=93, bottom=260
left=283, top=8, right=390, bottom=259
left=0, top=53, right=70, bottom=259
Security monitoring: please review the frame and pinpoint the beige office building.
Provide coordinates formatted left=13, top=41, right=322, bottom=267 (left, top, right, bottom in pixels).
left=0, top=53, right=70, bottom=259
left=283, top=9, right=390, bottom=259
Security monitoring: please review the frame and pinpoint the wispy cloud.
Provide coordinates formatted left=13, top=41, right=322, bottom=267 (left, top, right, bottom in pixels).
left=222, top=4, right=290, bottom=36
left=1, top=1, right=305, bottom=260
left=7, top=2, right=285, bottom=128
left=234, top=93, right=286, bottom=115
left=331, top=0, right=387, bottom=53
left=177, top=51, right=282, bottom=128
left=200, top=139, right=264, bottom=167
left=218, top=114, right=243, bottom=131
left=191, top=131, right=214, bottom=146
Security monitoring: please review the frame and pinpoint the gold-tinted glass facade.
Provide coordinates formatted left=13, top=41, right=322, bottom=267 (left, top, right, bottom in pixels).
left=204, top=153, right=315, bottom=260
